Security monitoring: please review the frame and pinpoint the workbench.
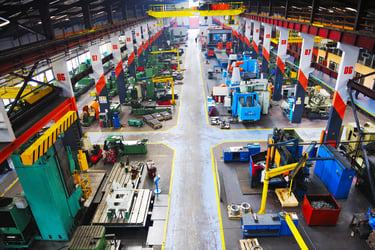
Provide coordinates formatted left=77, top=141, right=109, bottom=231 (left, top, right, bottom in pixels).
left=91, top=163, right=152, bottom=227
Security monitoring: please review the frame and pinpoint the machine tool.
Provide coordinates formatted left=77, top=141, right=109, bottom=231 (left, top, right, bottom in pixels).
left=223, top=143, right=261, bottom=162
left=350, top=207, right=375, bottom=240
left=72, top=62, right=95, bottom=98
left=341, top=122, right=375, bottom=202
left=10, top=111, right=84, bottom=241
left=241, top=212, right=308, bottom=249
left=103, top=136, right=148, bottom=162
left=304, top=86, right=331, bottom=119
left=128, top=119, right=144, bottom=127
left=0, top=195, right=36, bottom=248
left=146, top=160, right=157, bottom=178
left=258, top=129, right=314, bottom=213
left=69, top=225, right=120, bottom=250
left=82, top=100, right=100, bottom=127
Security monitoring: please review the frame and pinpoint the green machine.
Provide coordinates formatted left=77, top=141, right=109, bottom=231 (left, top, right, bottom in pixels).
left=0, top=195, right=36, bottom=248
left=104, top=135, right=148, bottom=155
left=106, top=75, right=118, bottom=98
left=72, top=62, right=95, bottom=98
left=10, top=111, right=83, bottom=242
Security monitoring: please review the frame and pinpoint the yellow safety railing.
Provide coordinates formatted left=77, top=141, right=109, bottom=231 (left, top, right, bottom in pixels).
left=73, top=170, right=92, bottom=201
left=21, top=111, right=77, bottom=165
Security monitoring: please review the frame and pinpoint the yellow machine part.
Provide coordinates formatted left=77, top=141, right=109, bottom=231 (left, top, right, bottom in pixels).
left=83, top=101, right=100, bottom=120
left=21, top=111, right=77, bottom=165
left=77, top=150, right=89, bottom=171
left=0, top=86, right=40, bottom=99
left=73, top=170, right=92, bottom=201
left=152, top=76, right=176, bottom=105
left=284, top=213, right=309, bottom=250
left=23, top=86, right=53, bottom=105
left=346, top=122, right=375, bottom=155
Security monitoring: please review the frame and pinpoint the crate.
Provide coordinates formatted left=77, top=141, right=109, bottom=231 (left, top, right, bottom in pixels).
left=302, top=194, right=341, bottom=226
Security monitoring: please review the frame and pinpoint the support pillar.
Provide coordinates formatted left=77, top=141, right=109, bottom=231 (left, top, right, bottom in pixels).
left=272, top=27, right=289, bottom=101
left=110, top=35, right=126, bottom=104
left=261, top=23, right=272, bottom=77
left=251, top=21, right=260, bottom=60
left=291, top=33, right=315, bottom=123
left=244, top=22, right=251, bottom=51
left=89, top=44, right=111, bottom=127
left=51, top=56, right=75, bottom=98
left=324, top=43, right=360, bottom=144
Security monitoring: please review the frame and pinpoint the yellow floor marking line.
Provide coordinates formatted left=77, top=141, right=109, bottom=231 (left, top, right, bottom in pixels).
left=76, top=92, right=91, bottom=105
left=0, top=177, right=19, bottom=197
left=161, top=143, right=176, bottom=250
left=211, top=145, right=226, bottom=250
left=210, top=139, right=270, bottom=249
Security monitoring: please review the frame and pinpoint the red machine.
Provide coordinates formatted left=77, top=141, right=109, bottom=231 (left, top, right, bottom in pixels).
left=90, top=145, right=102, bottom=164
left=146, top=160, right=157, bottom=178
left=207, top=49, right=215, bottom=57
left=105, top=150, right=116, bottom=164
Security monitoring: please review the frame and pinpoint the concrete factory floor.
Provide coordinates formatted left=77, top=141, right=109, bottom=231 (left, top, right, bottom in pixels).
left=1, top=28, right=375, bottom=250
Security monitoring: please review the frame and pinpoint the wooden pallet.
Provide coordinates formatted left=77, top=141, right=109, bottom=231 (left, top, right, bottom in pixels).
left=239, top=238, right=261, bottom=250
left=227, top=205, right=252, bottom=219
left=275, top=188, right=299, bottom=207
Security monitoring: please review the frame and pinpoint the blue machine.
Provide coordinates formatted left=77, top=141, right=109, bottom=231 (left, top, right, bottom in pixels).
left=231, top=92, right=261, bottom=121
left=223, top=143, right=261, bottom=162
left=367, top=207, right=375, bottom=230
left=283, top=96, right=295, bottom=121
left=314, top=144, right=355, bottom=199
left=241, top=212, right=298, bottom=238
left=113, top=112, right=121, bottom=128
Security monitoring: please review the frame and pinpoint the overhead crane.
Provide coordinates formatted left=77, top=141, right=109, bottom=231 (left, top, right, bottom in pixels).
left=147, top=2, right=245, bottom=18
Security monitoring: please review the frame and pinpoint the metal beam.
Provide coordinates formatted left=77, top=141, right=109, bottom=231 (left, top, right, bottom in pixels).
left=106, top=2, right=114, bottom=24
left=310, top=0, right=319, bottom=24
left=38, top=0, right=55, bottom=40
left=81, top=0, right=92, bottom=30
left=121, top=0, right=128, bottom=21
left=284, top=0, right=289, bottom=19
left=347, top=75, right=375, bottom=100
left=7, top=62, right=39, bottom=115
left=269, top=0, right=273, bottom=17
left=0, top=17, right=148, bottom=75
left=354, top=0, right=365, bottom=31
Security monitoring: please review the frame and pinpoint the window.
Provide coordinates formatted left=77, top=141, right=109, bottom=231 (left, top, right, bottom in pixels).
left=329, top=61, right=338, bottom=71
left=354, top=72, right=365, bottom=85
left=318, top=56, right=324, bottom=64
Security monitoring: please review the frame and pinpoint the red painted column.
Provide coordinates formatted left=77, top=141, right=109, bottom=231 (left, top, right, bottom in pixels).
left=251, top=20, right=260, bottom=60
left=272, top=27, right=289, bottom=101
left=291, top=33, right=315, bottom=123
left=261, top=23, right=272, bottom=76
left=324, top=43, right=360, bottom=144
